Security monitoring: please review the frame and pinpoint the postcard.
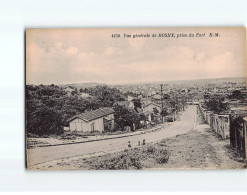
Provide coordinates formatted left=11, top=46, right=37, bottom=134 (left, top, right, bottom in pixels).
left=26, top=28, right=247, bottom=170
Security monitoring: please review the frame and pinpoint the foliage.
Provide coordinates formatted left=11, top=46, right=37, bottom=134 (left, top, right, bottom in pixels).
left=153, top=107, right=159, bottom=115
left=229, top=90, right=244, bottom=100
left=85, top=145, right=169, bottom=170
left=26, top=84, right=126, bottom=136
left=161, top=108, right=170, bottom=117
left=113, top=105, right=146, bottom=131
left=87, top=86, right=125, bottom=107
left=26, top=106, right=63, bottom=136
left=204, top=95, right=229, bottom=114
left=132, top=98, right=142, bottom=112
left=163, top=94, right=170, bottom=100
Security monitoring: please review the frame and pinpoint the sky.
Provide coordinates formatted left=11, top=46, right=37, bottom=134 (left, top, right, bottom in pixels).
left=26, top=28, right=246, bottom=85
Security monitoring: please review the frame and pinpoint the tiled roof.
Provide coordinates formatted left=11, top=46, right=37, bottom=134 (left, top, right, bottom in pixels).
left=144, top=102, right=162, bottom=108
left=67, top=108, right=114, bottom=123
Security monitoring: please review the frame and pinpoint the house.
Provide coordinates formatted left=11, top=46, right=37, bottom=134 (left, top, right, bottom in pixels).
left=67, top=108, right=114, bottom=132
left=151, top=94, right=162, bottom=100
left=114, top=101, right=135, bottom=109
left=64, top=87, right=74, bottom=93
left=143, top=102, right=162, bottom=113
left=137, top=94, right=143, bottom=99
left=240, top=89, right=247, bottom=96
left=127, top=95, right=134, bottom=101
left=140, top=97, right=152, bottom=107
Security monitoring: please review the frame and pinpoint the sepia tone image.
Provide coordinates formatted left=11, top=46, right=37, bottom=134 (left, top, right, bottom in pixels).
left=26, top=27, right=247, bottom=170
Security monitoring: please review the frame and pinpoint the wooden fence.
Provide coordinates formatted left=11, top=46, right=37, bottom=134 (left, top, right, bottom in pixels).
left=229, top=115, right=247, bottom=160
left=199, top=103, right=247, bottom=160
left=198, top=104, right=230, bottom=139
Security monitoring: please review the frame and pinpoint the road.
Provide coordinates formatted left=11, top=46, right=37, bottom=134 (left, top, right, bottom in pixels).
left=27, top=105, right=197, bottom=167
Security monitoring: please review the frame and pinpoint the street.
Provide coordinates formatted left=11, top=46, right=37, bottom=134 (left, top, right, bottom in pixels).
left=27, top=105, right=197, bottom=167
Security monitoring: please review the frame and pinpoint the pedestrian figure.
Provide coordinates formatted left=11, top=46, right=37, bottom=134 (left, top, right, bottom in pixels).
left=138, top=141, right=140, bottom=146
left=128, top=141, right=131, bottom=148
left=143, top=139, right=146, bottom=145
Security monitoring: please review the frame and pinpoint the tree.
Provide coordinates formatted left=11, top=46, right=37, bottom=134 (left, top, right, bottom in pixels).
left=205, top=96, right=229, bottom=114
left=26, top=84, right=127, bottom=136
left=161, top=108, right=169, bottom=117
left=27, top=106, right=63, bottom=136
left=153, top=107, right=159, bottom=115
left=163, top=94, right=170, bottom=100
left=229, top=90, right=244, bottom=100
left=114, top=105, right=143, bottom=131
left=132, top=98, right=142, bottom=112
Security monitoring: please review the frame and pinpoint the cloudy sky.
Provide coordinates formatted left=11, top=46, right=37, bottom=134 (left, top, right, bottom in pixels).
left=26, top=28, right=246, bottom=85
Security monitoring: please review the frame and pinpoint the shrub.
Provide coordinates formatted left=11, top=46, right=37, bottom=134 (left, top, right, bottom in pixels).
left=155, top=149, right=169, bottom=164
left=156, top=155, right=169, bottom=164
left=86, top=144, right=169, bottom=170
left=147, top=145, right=156, bottom=154
left=26, top=106, right=63, bottom=136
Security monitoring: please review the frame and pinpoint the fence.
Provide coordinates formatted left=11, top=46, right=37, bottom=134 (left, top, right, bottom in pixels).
left=199, top=103, right=247, bottom=160
left=244, top=118, right=247, bottom=160
left=229, top=114, right=247, bottom=159
left=198, top=104, right=230, bottom=139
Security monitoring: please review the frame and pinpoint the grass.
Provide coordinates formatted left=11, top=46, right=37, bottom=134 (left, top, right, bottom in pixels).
left=83, top=144, right=170, bottom=170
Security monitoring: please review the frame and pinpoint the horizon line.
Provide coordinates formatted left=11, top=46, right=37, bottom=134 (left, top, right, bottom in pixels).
left=26, top=76, right=247, bottom=86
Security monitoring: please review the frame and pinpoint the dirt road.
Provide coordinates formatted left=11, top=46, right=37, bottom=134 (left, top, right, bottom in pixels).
left=27, top=105, right=197, bottom=167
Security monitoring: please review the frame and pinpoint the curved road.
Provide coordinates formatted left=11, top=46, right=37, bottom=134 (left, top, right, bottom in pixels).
left=27, top=105, right=196, bottom=166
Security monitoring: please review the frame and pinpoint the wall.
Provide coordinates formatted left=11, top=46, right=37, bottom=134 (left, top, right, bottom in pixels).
left=104, top=113, right=114, bottom=121
left=199, top=104, right=230, bottom=139
left=69, top=117, right=104, bottom=132
left=69, top=118, right=87, bottom=132
left=103, top=113, right=115, bottom=130
left=88, top=118, right=104, bottom=132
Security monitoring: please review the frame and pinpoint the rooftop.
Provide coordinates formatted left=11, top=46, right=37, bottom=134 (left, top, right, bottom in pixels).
left=67, top=108, right=114, bottom=123
left=115, top=101, right=132, bottom=107
left=144, top=102, right=162, bottom=108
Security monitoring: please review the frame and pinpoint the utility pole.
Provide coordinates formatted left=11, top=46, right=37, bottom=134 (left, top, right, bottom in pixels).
left=160, top=84, right=163, bottom=122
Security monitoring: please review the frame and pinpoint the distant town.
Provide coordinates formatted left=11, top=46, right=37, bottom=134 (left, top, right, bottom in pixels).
left=60, top=76, right=247, bottom=113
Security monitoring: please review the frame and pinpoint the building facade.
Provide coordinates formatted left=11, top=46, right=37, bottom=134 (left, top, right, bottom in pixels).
left=67, top=108, right=114, bottom=132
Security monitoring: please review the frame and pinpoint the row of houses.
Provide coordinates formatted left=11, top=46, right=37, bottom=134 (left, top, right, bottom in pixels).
left=66, top=98, right=180, bottom=133
left=65, top=102, right=163, bottom=133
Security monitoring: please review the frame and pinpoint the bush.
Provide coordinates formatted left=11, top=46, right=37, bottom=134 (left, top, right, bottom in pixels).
left=92, top=151, right=143, bottom=170
left=27, top=133, right=40, bottom=138
left=155, top=149, right=169, bottom=164
left=86, top=144, right=170, bottom=170
left=26, top=106, right=63, bottom=136
left=156, top=155, right=169, bottom=164
left=146, top=145, right=169, bottom=163
left=147, top=145, right=156, bottom=154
